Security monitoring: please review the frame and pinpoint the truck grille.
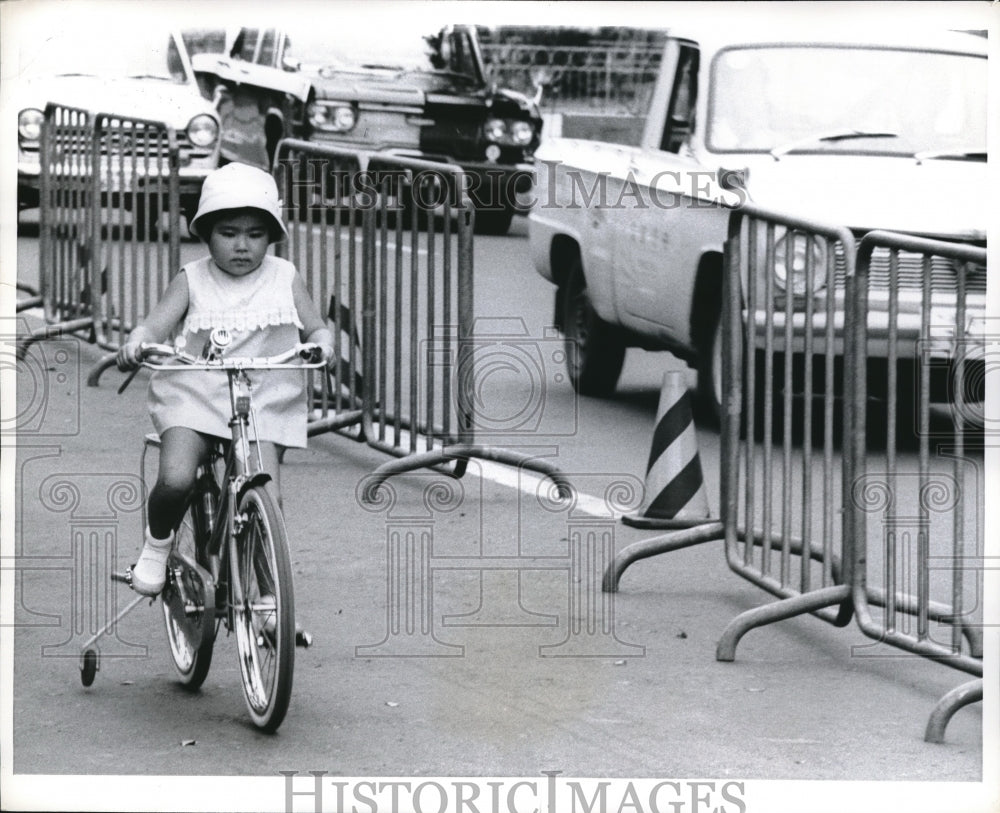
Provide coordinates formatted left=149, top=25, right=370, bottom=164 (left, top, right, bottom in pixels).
left=835, top=244, right=987, bottom=295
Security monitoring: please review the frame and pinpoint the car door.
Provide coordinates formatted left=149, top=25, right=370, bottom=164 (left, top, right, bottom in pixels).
left=616, top=41, right=710, bottom=344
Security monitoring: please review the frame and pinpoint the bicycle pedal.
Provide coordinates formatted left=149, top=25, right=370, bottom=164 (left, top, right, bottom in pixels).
left=296, top=629, right=313, bottom=648
left=111, top=570, right=133, bottom=586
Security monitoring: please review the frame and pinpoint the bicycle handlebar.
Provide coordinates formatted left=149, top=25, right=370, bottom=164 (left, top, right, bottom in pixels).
left=137, top=342, right=328, bottom=371
left=115, top=342, right=326, bottom=394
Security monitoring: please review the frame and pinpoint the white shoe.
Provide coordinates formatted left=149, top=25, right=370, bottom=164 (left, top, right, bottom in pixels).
left=131, top=528, right=173, bottom=596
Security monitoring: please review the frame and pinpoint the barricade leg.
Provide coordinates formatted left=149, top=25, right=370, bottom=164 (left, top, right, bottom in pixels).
left=602, top=521, right=723, bottom=593
left=715, top=584, right=851, bottom=662
left=17, top=318, right=95, bottom=361
left=361, top=445, right=574, bottom=504
left=924, top=678, right=983, bottom=744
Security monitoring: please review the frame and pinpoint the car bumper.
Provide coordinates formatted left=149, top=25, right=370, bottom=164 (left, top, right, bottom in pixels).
left=750, top=307, right=986, bottom=359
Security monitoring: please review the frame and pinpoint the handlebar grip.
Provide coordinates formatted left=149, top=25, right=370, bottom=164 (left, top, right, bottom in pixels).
left=297, top=343, right=324, bottom=363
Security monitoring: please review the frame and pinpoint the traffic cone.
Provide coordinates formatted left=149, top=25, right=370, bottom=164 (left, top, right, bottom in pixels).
left=622, top=371, right=712, bottom=529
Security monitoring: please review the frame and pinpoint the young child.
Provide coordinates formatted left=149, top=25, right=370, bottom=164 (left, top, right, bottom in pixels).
left=117, top=163, right=334, bottom=597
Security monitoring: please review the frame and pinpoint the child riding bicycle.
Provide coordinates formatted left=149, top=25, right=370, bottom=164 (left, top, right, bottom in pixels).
left=117, top=163, right=334, bottom=597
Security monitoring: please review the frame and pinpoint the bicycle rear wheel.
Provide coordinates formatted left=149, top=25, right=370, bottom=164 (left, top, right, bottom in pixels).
left=161, top=498, right=216, bottom=690
left=231, top=485, right=295, bottom=732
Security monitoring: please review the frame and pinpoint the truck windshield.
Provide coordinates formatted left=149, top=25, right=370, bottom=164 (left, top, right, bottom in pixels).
left=707, top=44, right=986, bottom=156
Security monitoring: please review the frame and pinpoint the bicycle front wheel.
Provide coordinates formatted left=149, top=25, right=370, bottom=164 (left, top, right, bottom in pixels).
left=230, top=485, right=295, bottom=732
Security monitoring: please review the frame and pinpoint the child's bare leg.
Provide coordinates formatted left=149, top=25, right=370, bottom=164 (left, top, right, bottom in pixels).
left=148, top=427, right=213, bottom=537
left=133, top=427, right=212, bottom=596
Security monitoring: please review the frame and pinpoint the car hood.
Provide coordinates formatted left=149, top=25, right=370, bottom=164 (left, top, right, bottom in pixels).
left=736, top=154, right=987, bottom=241
left=18, top=75, right=216, bottom=129
left=313, top=69, right=487, bottom=106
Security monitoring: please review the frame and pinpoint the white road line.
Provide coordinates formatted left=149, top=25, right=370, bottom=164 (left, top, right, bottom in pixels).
left=327, top=419, right=618, bottom=518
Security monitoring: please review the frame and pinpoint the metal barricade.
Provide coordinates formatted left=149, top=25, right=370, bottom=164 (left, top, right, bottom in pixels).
left=91, top=112, right=181, bottom=349
left=22, top=103, right=181, bottom=359
left=480, top=42, right=663, bottom=114
left=715, top=203, right=859, bottom=657
left=602, top=202, right=857, bottom=646
left=849, top=232, right=985, bottom=743
left=273, top=140, right=572, bottom=497
left=273, top=141, right=367, bottom=438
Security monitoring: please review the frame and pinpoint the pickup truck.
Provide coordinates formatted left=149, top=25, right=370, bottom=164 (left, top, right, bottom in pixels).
left=529, top=25, right=987, bottom=420
left=188, top=18, right=541, bottom=235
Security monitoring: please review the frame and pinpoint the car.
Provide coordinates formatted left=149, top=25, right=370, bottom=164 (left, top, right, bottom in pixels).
left=14, top=16, right=222, bottom=227
left=187, top=17, right=542, bottom=235
left=529, top=24, right=987, bottom=421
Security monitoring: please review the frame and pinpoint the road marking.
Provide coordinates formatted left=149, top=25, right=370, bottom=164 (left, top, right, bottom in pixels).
left=340, top=421, right=618, bottom=518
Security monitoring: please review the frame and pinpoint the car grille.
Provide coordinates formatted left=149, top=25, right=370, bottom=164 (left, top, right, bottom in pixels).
left=98, top=127, right=209, bottom=161
left=834, top=243, right=987, bottom=295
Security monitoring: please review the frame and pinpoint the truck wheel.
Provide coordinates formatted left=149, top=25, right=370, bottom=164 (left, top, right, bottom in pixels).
left=562, top=260, right=625, bottom=396
left=696, top=310, right=725, bottom=426
left=472, top=206, right=514, bottom=236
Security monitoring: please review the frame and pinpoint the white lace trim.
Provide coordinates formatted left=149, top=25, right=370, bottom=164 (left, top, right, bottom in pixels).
left=183, top=307, right=303, bottom=333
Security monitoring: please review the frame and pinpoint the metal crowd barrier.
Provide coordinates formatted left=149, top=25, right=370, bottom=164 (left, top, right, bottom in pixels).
left=604, top=203, right=986, bottom=743
left=716, top=203, right=859, bottom=654
left=849, top=231, right=986, bottom=743
left=273, top=140, right=571, bottom=498
left=480, top=42, right=662, bottom=114
left=20, top=103, right=181, bottom=359
left=603, top=202, right=857, bottom=635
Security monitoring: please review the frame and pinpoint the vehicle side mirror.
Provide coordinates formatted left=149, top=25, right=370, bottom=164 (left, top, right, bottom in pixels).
left=282, top=56, right=301, bottom=72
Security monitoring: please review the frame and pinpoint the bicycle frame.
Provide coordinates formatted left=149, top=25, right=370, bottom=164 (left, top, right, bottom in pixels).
left=82, top=336, right=324, bottom=720
left=141, top=348, right=323, bottom=627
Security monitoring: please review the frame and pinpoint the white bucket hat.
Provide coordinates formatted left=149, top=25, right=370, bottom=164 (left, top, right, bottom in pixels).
left=189, top=163, right=288, bottom=242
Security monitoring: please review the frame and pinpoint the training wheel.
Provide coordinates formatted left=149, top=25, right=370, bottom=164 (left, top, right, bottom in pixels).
left=80, top=649, right=99, bottom=687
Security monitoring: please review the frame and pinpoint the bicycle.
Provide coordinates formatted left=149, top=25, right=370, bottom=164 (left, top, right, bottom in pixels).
left=79, top=328, right=326, bottom=733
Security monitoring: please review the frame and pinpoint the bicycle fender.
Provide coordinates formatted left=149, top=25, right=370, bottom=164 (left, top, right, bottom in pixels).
left=237, top=473, right=273, bottom=503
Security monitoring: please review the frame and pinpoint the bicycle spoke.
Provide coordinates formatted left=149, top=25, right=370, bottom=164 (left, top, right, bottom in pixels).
left=231, top=486, right=294, bottom=732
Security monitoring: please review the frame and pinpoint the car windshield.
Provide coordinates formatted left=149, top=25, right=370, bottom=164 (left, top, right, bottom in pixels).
left=284, top=23, right=479, bottom=80
left=708, top=45, right=987, bottom=156
left=15, top=28, right=190, bottom=83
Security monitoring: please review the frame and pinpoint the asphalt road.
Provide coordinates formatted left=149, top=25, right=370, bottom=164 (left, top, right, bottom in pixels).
left=7, top=216, right=993, bottom=812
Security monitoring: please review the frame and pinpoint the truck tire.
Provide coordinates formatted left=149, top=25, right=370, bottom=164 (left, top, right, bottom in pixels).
left=562, top=260, right=625, bottom=396
left=696, top=308, right=725, bottom=426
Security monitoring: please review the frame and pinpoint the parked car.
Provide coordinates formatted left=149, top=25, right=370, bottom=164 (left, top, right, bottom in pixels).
left=15, top=21, right=221, bottom=226
left=529, top=24, right=987, bottom=421
left=187, top=18, right=542, bottom=235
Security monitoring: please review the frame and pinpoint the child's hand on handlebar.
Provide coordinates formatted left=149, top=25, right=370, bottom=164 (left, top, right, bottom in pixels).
left=117, top=340, right=146, bottom=371
left=297, top=342, right=335, bottom=367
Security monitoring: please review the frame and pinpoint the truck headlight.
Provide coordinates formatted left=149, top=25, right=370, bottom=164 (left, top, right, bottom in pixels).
left=773, top=228, right=826, bottom=297
left=187, top=114, right=219, bottom=148
left=484, top=118, right=536, bottom=146
left=18, top=108, right=44, bottom=142
left=308, top=102, right=356, bottom=133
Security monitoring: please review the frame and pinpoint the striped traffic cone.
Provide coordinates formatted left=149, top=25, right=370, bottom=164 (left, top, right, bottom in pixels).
left=622, top=371, right=712, bottom=529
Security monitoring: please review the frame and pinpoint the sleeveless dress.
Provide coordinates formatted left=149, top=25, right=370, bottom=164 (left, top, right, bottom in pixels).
left=147, top=255, right=308, bottom=449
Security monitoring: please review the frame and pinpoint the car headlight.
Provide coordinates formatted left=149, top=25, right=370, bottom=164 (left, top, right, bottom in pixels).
left=187, top=114, right=219, bottom=148
left=18, top=108, right=44, bottom=142
left=308, top=102, right=356, bottom=133
left=509, top=120, right=535, bottom=146
left=483, top=118, right=536, bottom=147
left=773, top=228, right=827, bottom=297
